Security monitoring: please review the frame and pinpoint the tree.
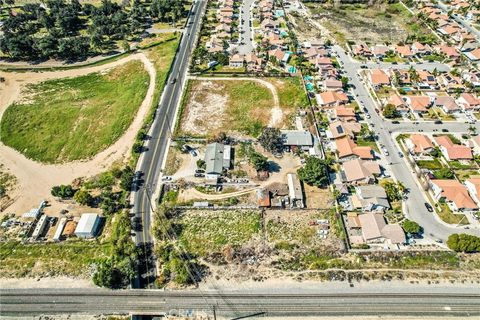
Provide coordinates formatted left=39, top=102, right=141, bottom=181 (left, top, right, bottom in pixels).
left=447, top=233, right=480, bottom=253
left=383, top=103, right=399, bottom=119
left=51, top=184, right=74, bottom=198
left=93, top=259, right=125, bottom=288
left=196, top=159, right=206, bottom=169
left=132, top=142, right=143, bottom=154
left=402, top=219, right=421, bottom=234
left=249, top=151, right=269, bottom=172
left=74, top=189, right=93, bottom=206
left=297, top=157, right=331, bottom=187
left=120, top=166, right=134, bottom=191
left=258, top=127, right=283, bottom=154
left=382, top=181, right=403, bottom=202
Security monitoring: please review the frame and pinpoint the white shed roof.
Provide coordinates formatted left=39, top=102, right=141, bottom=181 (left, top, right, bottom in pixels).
left=75, top=213, right=99, bottom=234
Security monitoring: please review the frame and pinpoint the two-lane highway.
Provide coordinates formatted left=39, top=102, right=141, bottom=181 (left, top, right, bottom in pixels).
left=132, top=0, right=206, bottom=287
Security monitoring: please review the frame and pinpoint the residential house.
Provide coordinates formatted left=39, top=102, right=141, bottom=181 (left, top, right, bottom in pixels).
left=372, top=45, right=390, bottom=59
left=353, top=185, right=391, bottom=212
left=457, top=92, right=480, bottom=111
left=430, top=179, right=478, bottom=212
left=412, top=42, right=432, bottom=56
left=229, top=54, right=244, bottom=68
left=470, top=135, right=480, bottom=155
left=358, top=213, right=405, bottom=244
left=327, top=121, right=361, bottom=140
left=340, top=159, right=381, bottom=185
left=437, top=45, right=460, bottom=60
left=386, top=94, right=409, bottom=115
left=370, top=69, right=390, bottom=89
left=281, top=130, right=314, bottom=151
left=435, top=96, right=461, bottom=114
left=333, top=106, right=356, bottom=122
left=434, top=135, right=473, bottom=161
left=324, top=78, right=343, bottom=91
left=204, top=143, right=232, bottom=180
left=405, top=95, right=432, bottom=114
left=465, top=178, right=480, bottom=206
left=417, top=70, right=437, bottom=89
left=335, top=136, right=374, bottom=161
left=405, top=134, right=435, bottom=155
left=464, top=48, right=480, bottom=62
left=245, top=53, right=263, bottom=72
left=395, top=45, right=414, bottom=58
left=316, top=91, right=349, bottom=107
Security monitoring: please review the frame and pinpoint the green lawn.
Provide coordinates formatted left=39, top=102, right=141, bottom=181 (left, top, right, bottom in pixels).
left=0, top=240, right=111, bottom=278
left=1, top=61, right=149, bottom=163
left=176, top=210, right=261, bottom=256
left=416, top=159, right=443, bottom=170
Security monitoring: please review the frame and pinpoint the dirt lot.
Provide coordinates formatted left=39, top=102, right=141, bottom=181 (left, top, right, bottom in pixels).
left=179, top=77, right=300, bottom=138
left=304, top=184, right=334, bottom=209
left=304, top=2, right=436, bottom=44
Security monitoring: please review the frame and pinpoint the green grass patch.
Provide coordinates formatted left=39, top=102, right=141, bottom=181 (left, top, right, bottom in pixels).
left=416, top=159, right=443, bottom=170
left=0, top=239, right=111, bottom=278
left=176, top=209, right=261, bottom=256
left=1, top=61, right=149, bottom=163
left=437, top=204, right=468, bottom=225
left=267, top=77, right=308, bottom=109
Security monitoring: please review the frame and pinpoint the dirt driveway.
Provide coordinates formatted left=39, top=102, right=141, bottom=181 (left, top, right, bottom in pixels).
left=0, top=53, right=156, bottom=215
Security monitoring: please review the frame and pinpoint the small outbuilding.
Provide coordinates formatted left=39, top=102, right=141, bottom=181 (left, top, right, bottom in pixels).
left=75, top=213, right=101, bottom=239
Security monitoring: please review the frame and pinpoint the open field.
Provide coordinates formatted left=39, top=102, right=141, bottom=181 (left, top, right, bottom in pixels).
left=1, top=60, right=149, bottom=163
left=0, top=37, right=178, bottom=216
left=178, top=77, right=304, bottom=138
left=306, top=2, right=436, bottom=44
left=0, top=240, right=111, bottom=278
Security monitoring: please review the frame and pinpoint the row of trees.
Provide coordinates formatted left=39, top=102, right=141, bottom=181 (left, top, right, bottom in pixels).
left=0, top=0, right=186, bottom=61
left=447, top=233, right=480, bottom=253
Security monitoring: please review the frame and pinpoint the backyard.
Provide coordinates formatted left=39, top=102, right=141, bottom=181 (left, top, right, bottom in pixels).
left=1, top=61, right=150, bottom=163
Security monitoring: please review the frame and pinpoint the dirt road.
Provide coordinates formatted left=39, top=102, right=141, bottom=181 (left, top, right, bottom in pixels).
left=0, top=53, right=156, bottom=215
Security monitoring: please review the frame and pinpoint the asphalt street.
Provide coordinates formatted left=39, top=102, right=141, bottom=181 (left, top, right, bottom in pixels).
left=237, top=0, right=255, bottom=55
left=131, top=0, right=206, bottom=287
left=2, top=287, right=479, bottom=317
left=333, top=45, right=480, bottom=241
left=436, top=1, right=480, bottom=42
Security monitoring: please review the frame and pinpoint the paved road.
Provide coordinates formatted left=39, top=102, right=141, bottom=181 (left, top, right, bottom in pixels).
left=334, top=46, right=480, bottom=241
left=237, top=0, right=255, bottom=55
left=131, top=0, right=206, bottom=287
left=436, top=1, right=480, bottom=42
left=2, top=287, right=480, bottom=317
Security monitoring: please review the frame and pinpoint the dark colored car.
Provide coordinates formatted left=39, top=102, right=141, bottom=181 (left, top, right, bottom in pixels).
left=434, top=120, right=443, bottom=124
left=392, top=120, right=400, bottom=124
left=424, top=202, right=434, bottom=212
left=442, top=128, right=449, bottom=132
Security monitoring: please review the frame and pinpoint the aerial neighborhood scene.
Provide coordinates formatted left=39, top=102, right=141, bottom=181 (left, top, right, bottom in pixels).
left=1, top=0, right=480, bottom=318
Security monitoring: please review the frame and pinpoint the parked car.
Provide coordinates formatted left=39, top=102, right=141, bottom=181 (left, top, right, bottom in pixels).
left=392, top=120, right=400, bottom=124
left=162, top=176, right=172, bottom=181
left=424, top=202, right=434, bottom=212
left=441, top=128, right=449, bottom=132
left=194, top=173, right=205, bottom=177
left=434, top=120, right=443, bottom=124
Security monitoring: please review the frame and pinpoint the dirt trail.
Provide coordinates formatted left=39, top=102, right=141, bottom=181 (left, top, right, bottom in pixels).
left=188, top=186, right=259, bottom=200
left=190, top=76, right=283, bottom=127
left=0, top=53, right=156, bottom=215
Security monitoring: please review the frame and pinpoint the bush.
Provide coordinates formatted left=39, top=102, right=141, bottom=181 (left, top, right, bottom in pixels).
left=402, top=219, right=421, bottom=234
left=73, top=189, right=93, bottom=206
left=447, top=233, right=480, bottom=253
left=51, top=185, right=75, bottom=199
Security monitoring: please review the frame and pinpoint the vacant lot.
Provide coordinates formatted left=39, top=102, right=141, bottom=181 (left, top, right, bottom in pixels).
left=1, top=61, right=149, bottom=163
left=178, top=77, right=305, bottom=138
left=176, top=209, right=262, bottom=256
left=0, top=240, right=111, bottom=278
left=306, top=2, right=436, bottom=44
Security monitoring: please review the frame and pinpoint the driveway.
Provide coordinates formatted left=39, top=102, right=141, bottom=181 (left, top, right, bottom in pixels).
left=333, top=45, right=480, bottom=241
left=237, top=0, right=255, bottom=55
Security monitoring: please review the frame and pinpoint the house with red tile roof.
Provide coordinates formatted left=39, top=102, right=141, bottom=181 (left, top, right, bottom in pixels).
left=464, top=48, right=480, bottom=62
left=405, top=134, right=435, bottom=156
left=316, top=91, right=349, bottom=107
left=369, top=69, right=390, bottom=89
left=435, top=96, right=461, bottom=114
left=335, top=137, right=374, bottom=161
left=404, top=96, right=432, bottom=114
left=434, top=135, right=473, bottom=161
left=386, top=94, right=409, bottom=115
left=430, top=180, right=478, bottom=212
